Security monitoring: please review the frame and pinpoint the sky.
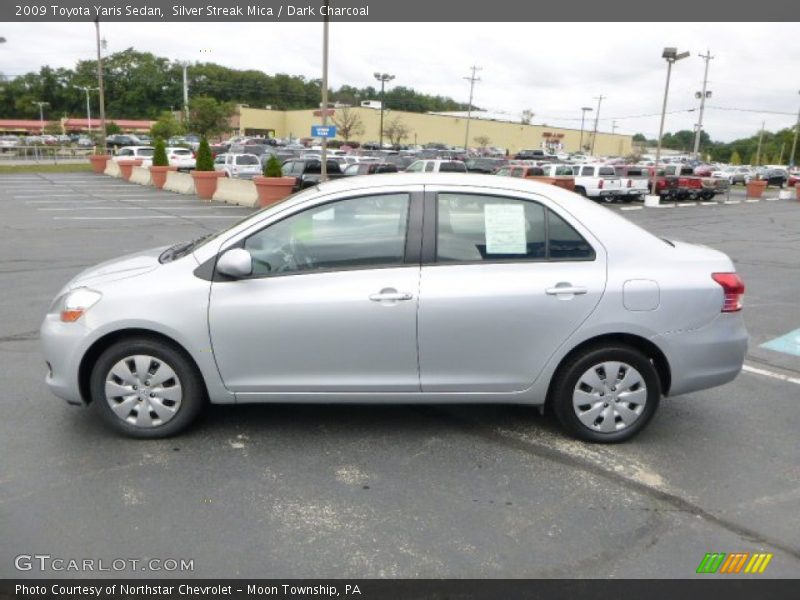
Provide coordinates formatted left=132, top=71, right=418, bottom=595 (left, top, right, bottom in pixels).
left=1, top=21, right=799, bottom=142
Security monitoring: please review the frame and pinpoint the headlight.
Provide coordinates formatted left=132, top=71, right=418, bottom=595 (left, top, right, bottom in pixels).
left=52, top=288, right=103, bottom=322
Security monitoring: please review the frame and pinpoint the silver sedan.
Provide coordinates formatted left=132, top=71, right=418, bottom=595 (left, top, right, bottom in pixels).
left=41, top=174, right=748, bottom=442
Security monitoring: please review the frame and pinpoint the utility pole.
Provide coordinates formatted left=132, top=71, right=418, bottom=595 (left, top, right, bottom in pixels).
left=33, top=101, right=49, bottom=133
left=755, top=121, right=765, bottom=166
left=320, top=0, right=329, bottom=182
left=76, top=86, right=98, bottom=134
left=180, top=62, right=190, bottom=124
left=590, top=94, right=605, bottom=156
left=463, top=65, right=482, bottom=153
left=790, top=90, right=800, bottom=168
left=578, top=106, right=592, bottom=153
left=692, top=49, right=714, bottom=159
left=651, top=48, right=690, bottom=197
left=94, top=18, right=107, bottom=153
left=611, top=120, right=618, bottom=135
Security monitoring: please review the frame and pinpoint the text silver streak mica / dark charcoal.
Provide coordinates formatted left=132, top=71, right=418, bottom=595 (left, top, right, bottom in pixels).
left=40, top=174, right=747, bottom=442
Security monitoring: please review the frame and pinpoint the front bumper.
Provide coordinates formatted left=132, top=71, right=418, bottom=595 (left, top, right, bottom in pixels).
left=40, top=314, right=92, bottom=405
left=654, top=312, right=748, bottom=397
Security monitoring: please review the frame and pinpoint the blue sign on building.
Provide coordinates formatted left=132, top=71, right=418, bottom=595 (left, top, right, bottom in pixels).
left=311, top=125, right=337, bottom=138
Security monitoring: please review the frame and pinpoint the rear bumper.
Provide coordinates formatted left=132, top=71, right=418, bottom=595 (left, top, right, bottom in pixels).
left=653, top=312, right=748, bottom=397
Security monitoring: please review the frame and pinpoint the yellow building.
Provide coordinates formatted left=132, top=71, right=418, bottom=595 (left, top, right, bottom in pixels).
left=234, top=106, right=632, bottom=156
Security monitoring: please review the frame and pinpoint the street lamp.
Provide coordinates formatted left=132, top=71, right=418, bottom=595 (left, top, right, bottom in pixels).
left=76, top=86, right=98, bottom=134
left=33, top=101, right=49, bottom=133
left=374, top=72, right=395, bottom=149
left=790, top=90, right=800, bottom=168
left=650, top=47, right=690, bottom=197
left=95, top=18, right=108, bottom=154
left=578, top=106, right=592, bottom=153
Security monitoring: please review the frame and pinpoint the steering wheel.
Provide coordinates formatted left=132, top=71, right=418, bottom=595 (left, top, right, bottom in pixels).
left=289, top=237, right=315, bottom=269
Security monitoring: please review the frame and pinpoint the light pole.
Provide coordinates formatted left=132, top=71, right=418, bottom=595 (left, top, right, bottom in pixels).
left=790, top=90, right=800, bottom=168
left=320, top=0, right=329, bottom=182
left=374, top=72, right=395, bottom=149
left=590, top=94, right=605, bottom=156
left=651, top=47, right=690, bottom=197
left=578, top=106, right=592, bottom=153
left=76, top=86, right=98, bottom=134
left=33, top=101, right=49, bottom=133
left=463, top=65, right=482, bottom=153
left=692, top=50, right=714, bottom=159
left=94, top=18, right=108, bottom=154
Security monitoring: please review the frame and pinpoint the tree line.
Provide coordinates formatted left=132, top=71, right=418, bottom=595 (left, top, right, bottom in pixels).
left=0, top=48, right=469, bottom=121
left=633, top=127, right=798, bottom=165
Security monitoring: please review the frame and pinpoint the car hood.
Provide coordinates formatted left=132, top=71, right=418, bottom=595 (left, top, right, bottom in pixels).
left=66, top=246, right=169, bottom=290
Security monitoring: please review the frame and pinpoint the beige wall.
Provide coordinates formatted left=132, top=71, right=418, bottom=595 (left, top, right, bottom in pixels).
left=237, top=106, right=632, bottom=156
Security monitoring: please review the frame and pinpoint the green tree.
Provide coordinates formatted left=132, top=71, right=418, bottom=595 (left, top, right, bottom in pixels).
left=105, top=121, right=122, bottom=134
left=187, top=95, right=234, bottom=138
left=730, top=150, right=742, bottom=165
left=150, top=111, right=184, bottom=140
left=152, top=138, right=168, bottom=167
left=43, top=121, right=62, bottom=135
left=195, top=137, right=214, bottom=171
left=263, top=154, right=282, bottom=177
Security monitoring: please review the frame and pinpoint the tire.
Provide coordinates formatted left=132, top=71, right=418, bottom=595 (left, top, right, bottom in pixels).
left=90, top=337, right=206, bottom=438
left=575, top=186, right=587, bottom=197
left=551, top=345, right=660, bottom=443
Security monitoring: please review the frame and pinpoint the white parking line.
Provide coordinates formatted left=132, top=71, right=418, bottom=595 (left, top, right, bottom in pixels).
left=700, top=201, right=718, bottom=205
left=619, top=206, right=643, bottom=211
left=745, top=199, right=760, bottom=203
left=724, top=200, right=741, bottom=204
left=764, top=198, right=779, bottom=201
left=742, top=364, right=800, bottom=386
left=677, top=202, right=696, bottom=207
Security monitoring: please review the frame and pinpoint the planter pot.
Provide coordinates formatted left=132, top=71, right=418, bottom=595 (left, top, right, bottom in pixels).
left=117, top=159, right=143, bottom=181
left=89, top=154, right=111, bottom=174
left=192, top=170, right=225, bottom=200
left=796, top=183, right=800, bottom=201
left=253, top=176, right=296, bottom=207
left=150, top=165, right=177, bottom=190
left=644, top=195, right=660, bottom=208
left=745, top=179, right=768, bottom=199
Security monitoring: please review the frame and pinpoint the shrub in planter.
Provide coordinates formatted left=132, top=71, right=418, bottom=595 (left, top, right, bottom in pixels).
left=191, top=137, right=223, bottom=200
left=149, top=138, right=176, bottom=190
left=253, top=154, right=296, bottom=207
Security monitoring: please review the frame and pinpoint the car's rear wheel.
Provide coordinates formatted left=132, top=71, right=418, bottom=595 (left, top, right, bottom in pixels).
left=551, top=345, right=660, bottom=443
left=90, top=337, right=205, bottom=438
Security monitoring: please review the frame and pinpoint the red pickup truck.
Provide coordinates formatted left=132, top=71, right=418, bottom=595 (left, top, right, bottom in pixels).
left=663, top=165, right=727, bottom=200
left=643, top=167, right=680, bottom=199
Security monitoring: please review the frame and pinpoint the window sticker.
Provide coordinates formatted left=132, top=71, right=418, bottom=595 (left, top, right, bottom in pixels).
left=484, top=204, right=526, bottom=254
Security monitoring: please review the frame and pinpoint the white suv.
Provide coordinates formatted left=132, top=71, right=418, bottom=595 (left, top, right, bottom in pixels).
left=213, top=153, right=262, bottom=179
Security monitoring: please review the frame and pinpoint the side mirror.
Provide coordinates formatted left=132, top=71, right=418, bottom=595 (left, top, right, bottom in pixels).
left=216, top=248, right=253, bottom=279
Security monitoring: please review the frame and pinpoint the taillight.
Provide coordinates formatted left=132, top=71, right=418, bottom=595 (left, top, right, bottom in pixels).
left=712, top=273, right=745, bottom=312
left=598, top=179, right=604, bottom=189
left=627, top=179, right=632, bottom=188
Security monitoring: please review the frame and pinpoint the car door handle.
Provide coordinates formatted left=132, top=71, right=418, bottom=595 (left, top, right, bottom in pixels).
left=546, top=285, right=588, bottom=296
left=369, top=290, right=413, bottom=302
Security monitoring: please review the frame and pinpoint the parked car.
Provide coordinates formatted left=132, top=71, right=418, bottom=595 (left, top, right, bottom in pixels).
left=613, top=165, right=650, bottom=202
left=165, top=147, right=196, bottom=171
left=572, top=164, right=624, bottom=202
left=40, top=173, right=748, bottom=442
left=465, top=158, right=508, bottom=173
left=281, top=158, right=346, bottom=191
left=75, top=136, right=94, bottom=148
left=343, top=163, right=399, bottom=176
left=754, top=168, right=788, bottom=187
left=106, top=134, right=142, bottom=149
left=213, top=153, right=262, bottom=179
left=405, top=159, right=467, bottom=173
left=495, top=165, right=545, bottom=178
left=0, top=135, right=20, bottom=150
left=112, top=146, right=155, bottom=167
left=514, top=149, right=556, bottom=161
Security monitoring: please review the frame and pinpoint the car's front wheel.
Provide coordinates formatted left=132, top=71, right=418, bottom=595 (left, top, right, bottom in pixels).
left=90, top=337, right=205, bottom=438
left=551, top=345, right=660, bottom=443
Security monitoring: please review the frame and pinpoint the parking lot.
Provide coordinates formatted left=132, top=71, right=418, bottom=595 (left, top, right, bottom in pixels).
left=1, top=172, right=799, bottom=578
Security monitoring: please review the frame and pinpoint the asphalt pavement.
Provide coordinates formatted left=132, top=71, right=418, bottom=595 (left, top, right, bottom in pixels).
left=1, top=173, right=798, bottom=579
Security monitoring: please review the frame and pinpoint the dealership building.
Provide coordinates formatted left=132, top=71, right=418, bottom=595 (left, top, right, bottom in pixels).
left=233, top=105, right=633, bottom=156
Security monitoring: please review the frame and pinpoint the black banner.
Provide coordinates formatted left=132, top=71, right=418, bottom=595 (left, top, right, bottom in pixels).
left=1, top=0, right=788, bottom=22
left=2, top=580, right=799, bottom=600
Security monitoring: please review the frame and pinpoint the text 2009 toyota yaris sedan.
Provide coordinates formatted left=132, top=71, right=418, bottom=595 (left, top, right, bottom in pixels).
left=41, top=174, right=747, bottom=442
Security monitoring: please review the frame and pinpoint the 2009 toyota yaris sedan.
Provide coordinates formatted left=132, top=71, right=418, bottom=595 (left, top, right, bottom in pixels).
left=41, top=173, right=747, bottom=442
